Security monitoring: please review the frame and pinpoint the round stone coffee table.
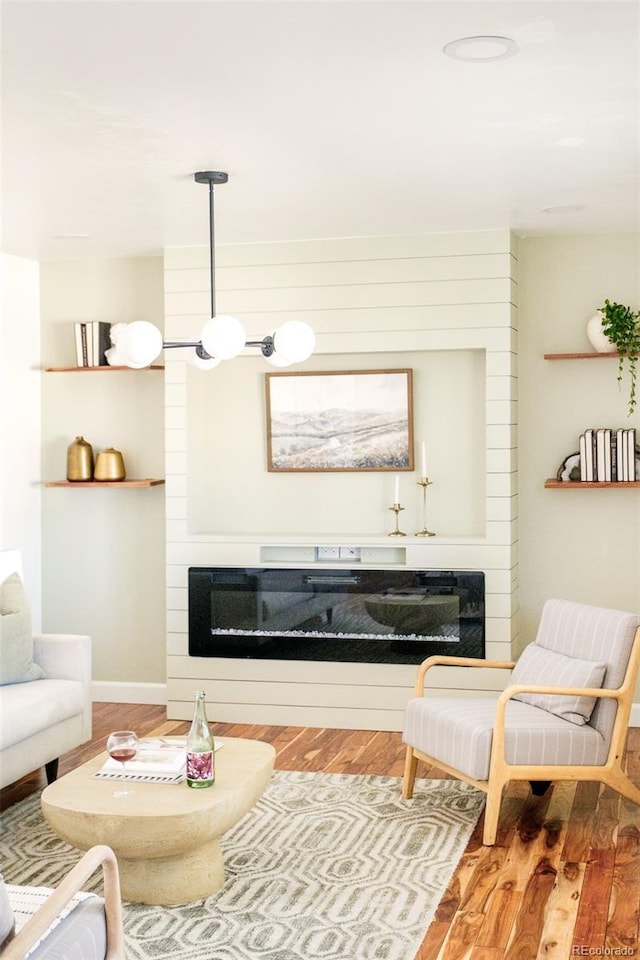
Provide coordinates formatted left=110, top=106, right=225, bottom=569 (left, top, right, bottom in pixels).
left=41, top=737, right=275, bottom=905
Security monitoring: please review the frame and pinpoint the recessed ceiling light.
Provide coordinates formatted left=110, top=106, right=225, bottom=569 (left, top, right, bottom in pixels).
left=541, top=205, right=585, bottom=215
left=443, top=35, right=519, bottom=63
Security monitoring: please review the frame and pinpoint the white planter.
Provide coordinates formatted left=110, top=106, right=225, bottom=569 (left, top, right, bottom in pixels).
left=586, top=313, right=615, bottom=353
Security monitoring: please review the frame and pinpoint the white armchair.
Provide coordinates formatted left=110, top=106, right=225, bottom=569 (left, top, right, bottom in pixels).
left=1, top=845, right=124, bottom=960
left=402, top=599, right=640, bottom=845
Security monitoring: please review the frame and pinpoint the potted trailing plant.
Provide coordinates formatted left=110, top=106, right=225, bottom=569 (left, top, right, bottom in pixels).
left=597, top=299, right=640, bottom=415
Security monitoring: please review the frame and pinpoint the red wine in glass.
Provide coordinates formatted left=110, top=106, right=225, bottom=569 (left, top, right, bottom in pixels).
left=106, top=730, right=138, bottom=797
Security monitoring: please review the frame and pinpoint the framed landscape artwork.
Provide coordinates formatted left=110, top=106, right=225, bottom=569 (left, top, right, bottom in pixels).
left=265, top=368, right=414, bottom=472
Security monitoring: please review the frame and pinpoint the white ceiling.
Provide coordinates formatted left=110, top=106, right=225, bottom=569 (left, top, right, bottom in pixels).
left=1, top=1, right=639, bottom=261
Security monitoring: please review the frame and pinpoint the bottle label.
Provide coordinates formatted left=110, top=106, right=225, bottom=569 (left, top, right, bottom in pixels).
left=186, top=750, right=214, bottom=784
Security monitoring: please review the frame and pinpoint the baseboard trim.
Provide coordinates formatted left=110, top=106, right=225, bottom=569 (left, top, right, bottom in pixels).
left=91, top=681, right=167, bottom=705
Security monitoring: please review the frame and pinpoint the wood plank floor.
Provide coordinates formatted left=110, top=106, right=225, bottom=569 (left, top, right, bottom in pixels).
left=2, top=704, right=639, bottom=959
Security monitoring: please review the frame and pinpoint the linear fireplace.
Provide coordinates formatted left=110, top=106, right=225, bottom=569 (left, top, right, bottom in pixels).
left=189, top=567, right=485, bottom=665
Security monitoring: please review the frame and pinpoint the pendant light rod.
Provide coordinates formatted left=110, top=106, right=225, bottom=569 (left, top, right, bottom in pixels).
left=194, top=171, right=228, bottom=319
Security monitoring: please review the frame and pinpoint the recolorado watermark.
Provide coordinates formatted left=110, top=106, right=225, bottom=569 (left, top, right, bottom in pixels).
left=572, top=948, right=636, bottom=957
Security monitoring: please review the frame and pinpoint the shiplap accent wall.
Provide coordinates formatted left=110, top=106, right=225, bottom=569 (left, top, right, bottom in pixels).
left=164, top=230, right=518, bottom=730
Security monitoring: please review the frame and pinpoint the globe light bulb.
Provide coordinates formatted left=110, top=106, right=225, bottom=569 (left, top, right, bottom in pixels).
left=117, top=321, right=164, bottom=368
left=261, top=331, right=292, bottom=367
left=265, top=351, right=293, bottom=368
left=272, top=321, right=315, bottom=364
left=187, top=348, right=221, bottom=370
left=200, top=315, right=246, bottom=361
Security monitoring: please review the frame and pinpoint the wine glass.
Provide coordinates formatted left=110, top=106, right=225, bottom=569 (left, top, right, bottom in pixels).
left=106, top=730, right=138, bottom=797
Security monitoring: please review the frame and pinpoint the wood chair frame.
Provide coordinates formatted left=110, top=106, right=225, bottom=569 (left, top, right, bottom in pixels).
left=402, top=627, right=640, bottom=845
left=2, top=845, right=124, bottom=960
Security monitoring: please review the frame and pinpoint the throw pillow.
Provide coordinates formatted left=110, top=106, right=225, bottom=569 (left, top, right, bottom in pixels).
left=511, top=644, right=606, bottom=725
left=0, top=573, right=45, bottom=685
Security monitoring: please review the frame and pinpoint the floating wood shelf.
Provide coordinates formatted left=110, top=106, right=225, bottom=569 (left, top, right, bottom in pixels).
left=45, top=365, right=164, bottom=372
left=44, top=479, right=165, bottom=488
left=544, top=479, right=640, bottom=489
left=543, top=352, right=622, bottom=360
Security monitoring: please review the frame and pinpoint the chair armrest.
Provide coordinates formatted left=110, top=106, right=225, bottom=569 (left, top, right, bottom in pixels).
left=489, top=684, right=623, bottom=765
left=32, top=634, right=91, bottom=684
left=1, top=846, right=123, bottom=960
left=414, top=655, right=515, bottom=696
left=497, top=683, right=622, bottom=710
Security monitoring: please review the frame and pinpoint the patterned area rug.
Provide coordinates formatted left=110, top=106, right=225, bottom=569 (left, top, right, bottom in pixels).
left=0, top=770, right=484, bottom=960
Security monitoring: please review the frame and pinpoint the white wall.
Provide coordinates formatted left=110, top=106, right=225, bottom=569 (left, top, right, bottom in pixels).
left=519, top=234, right=640, bottom=719
left=31, top=232, right=640, bottom=720
left=0, top=254, right=43, bottom=625
left=518, top=234, right=640, bottom=645
left=40, top=257, right=166, bottom=696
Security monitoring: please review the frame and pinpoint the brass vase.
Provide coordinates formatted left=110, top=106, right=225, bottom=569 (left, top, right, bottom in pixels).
left=93, top=447, right=126, bottom=481
left=66, top=436, right=94, bottom=481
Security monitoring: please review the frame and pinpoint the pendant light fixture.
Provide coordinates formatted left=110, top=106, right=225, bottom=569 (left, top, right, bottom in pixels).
left=115, top=172, right=315, bottom=369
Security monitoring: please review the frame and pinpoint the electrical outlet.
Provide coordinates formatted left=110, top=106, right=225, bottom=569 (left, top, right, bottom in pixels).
left=317, top=546, right=340, bottom=560
left=339, top=546, right=361, bottom=559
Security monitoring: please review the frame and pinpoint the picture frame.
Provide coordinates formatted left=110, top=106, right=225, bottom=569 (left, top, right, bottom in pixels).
left=265, top=368, right=414, bottom=472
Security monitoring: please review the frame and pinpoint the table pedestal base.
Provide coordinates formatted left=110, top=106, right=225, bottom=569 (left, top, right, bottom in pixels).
left=119, top=837, right=224, bottom=905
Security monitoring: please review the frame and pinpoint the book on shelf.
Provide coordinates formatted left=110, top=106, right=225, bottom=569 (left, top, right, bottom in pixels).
left=74, top=322, right=88, bottom=367
left=73, top=321, right=112, bottom=367
left=579, top=433, right=588, bottom=481
left=582, top=428, right=594, bottom=481
left=627, top=428, right=637, bottom=481
left=616, top=428, right=625, bottom=481
left=595, top=428, right=610, bottom=481
left=609, top=431, right=617, bottom=481
left=90, top=321, right=112, bottom=365
left=86, top=323, right=94, bottom=365
left=577, top=426, right=637, bottom=483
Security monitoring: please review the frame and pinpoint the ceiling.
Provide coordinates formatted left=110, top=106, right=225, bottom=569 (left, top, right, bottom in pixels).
left=1, top=1, right=639, bottom=261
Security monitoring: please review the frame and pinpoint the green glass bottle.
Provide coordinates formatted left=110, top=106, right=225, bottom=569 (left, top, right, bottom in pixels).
left=186, top=690, right=215, bottom=788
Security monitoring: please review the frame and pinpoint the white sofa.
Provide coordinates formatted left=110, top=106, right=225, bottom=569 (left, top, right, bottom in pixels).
left=0, top=551, right=92, bottom=790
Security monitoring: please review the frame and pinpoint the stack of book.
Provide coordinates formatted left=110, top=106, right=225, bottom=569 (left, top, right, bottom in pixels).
left=74, top=322, right=112, bottom=367
left=579, top=427, right=637, bottom=482
left=92, top=737, right=224, bottom=785
left=93, top=738, right=187, bottom=785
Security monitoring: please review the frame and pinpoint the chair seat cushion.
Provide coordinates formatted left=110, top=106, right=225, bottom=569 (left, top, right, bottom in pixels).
left=510, top=644, right=607, bottom=725
left=0, top=679, right=86, bottom=752
left=403, top=696, right=609, bottom=781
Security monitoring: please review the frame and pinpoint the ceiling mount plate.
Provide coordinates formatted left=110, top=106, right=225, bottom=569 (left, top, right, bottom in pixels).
left=194, top=171, right=228, bottom=185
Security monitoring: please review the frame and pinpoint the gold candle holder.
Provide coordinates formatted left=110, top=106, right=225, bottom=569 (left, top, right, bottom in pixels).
left=415, top=477, right=435, bottom=537
left=388, top=503, right=406, bottom=537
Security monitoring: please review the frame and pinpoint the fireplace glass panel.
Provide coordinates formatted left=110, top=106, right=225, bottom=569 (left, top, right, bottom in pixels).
left=189, top=567, right=484, bottom=665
